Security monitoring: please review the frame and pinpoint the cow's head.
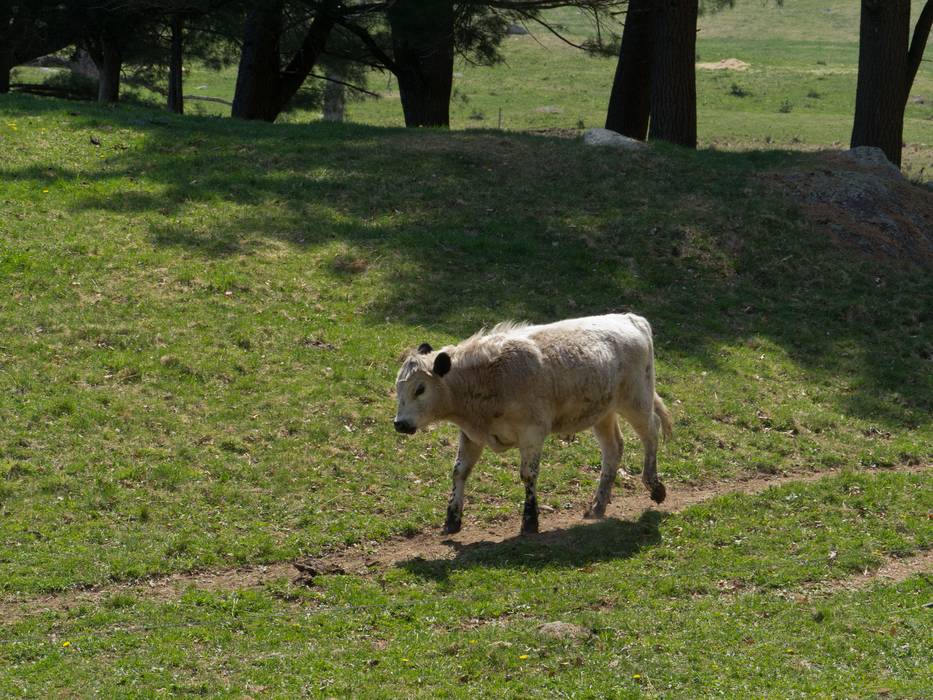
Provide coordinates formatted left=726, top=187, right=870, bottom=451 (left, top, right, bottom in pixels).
left=393, top=343, right=452, bottom=435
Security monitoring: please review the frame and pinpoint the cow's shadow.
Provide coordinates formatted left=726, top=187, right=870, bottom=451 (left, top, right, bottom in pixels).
left=398, top=509, right=665, bottom=582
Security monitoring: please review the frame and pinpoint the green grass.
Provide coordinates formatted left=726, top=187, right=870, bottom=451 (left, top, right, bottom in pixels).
left=0, top=93, right=930, bottom=600
left=2, top=470, right=930, bottom=697
left=1, top=3, right=933, bottom=691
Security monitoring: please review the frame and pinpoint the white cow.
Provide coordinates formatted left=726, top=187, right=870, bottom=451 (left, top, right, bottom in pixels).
left=394, top=314, right=672, bottom=535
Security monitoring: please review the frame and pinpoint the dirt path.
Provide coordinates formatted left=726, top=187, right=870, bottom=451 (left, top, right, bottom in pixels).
left=805, top=547, right=933, bottom=594
left=2, top=464, right=929, bottom=624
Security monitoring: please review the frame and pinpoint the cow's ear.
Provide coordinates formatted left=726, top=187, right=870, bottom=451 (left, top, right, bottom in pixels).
left=417, top=343, right=433, bottom=355
left=433, top=352, right=451, bottom=377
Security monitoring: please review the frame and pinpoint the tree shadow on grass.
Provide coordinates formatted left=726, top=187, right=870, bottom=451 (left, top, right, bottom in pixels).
left=2, top=95, right=930, bottom=429
left=399, top=509, right=664, bottom=582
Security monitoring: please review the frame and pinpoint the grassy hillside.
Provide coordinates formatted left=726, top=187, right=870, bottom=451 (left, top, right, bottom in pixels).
left=0, top=89, right=931, bottom=695
left=11, top=1, right=933, bottom=179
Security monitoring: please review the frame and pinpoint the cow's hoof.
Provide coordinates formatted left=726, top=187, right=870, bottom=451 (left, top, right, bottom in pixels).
left=443, top=504, right=463, bottom=535
left=583, top=504, right=606, bottom=519
left=650, top=481, right=666, bottom=504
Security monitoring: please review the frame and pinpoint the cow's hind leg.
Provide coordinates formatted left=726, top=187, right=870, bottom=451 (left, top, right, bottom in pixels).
left=620, top=400, right=666, bottom=505
left=443, top=431, right=484, bottom=535
left=518, top=442, right=543, bottom=535
left=584, top=413, right=623, bottom=519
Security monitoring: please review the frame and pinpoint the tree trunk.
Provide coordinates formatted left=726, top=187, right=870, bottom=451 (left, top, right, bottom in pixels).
left=0, top=47, right=12, bottom=94
left=851, top=0, right=910, bottom=167
left=96, top=35, right=122, bottom=103
left=276, top=7, right=336, bottom=111
left=907, top=0, right=933, bottom=96
left=388, top=0, right=455, bottom=128
left=231, top=2, right=284, bottom=121
left=232, top=2, right=334, bottom=122
left=605, top=0, right=654, bottom=140
left=168, top=13, right=184, bottom=114
left=648, top=0, right=698, bottom=148
left=0, top=5, right=12, bottom=93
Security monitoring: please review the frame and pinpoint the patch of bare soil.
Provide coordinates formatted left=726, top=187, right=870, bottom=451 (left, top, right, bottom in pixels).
left=697, top=58, right=749, bottom=71
left=1, top=464, right=928, bottom=624
left=537, top=620, right=590, bottom=640
left=757, top=548, right=933, bottom=604
left=769, top=148, right=933, bottom=266
left=0, top=564, right=301, bottom=626
left=713, top=548, right=933, bottom=600
left=816, top=548, right=933, bottom=592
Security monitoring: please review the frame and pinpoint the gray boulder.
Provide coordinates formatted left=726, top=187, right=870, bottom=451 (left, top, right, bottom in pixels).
left=582, top=128, right=647, bottom=151
left=845, top=146, right=901, bottom=174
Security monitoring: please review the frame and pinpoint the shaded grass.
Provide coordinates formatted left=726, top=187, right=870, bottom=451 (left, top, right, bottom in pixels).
left=12, top=2, right=932, bottom=179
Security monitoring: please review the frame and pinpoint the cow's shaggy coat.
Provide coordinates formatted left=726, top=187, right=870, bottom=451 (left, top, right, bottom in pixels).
left=394, top=314, right=672, bottom=535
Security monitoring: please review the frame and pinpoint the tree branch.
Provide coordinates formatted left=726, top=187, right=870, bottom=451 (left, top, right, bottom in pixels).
left=322, top=48, right=389, bottom=73
left=278, top=9, right=337, bottom=106
left=512, top=9, right=590, bottom=50
left=333, top=17, right=398, bottom=74
left=309, top=71, right=380, bottom=97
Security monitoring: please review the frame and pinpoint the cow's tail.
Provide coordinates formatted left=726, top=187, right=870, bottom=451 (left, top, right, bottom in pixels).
left=653, top=393, right=673, bottom=440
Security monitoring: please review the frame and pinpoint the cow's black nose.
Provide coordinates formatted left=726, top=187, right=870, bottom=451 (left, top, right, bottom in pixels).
left=394, top=420, right=415, bottom=434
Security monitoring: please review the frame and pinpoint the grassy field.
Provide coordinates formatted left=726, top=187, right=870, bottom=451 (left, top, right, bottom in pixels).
left=13, top=0, right=932, bottom=178
left=0, top=86, right=931, bottom=695
left=2, top=471, right=930, bottom=697
left=1, top=0, right=932, bottom=696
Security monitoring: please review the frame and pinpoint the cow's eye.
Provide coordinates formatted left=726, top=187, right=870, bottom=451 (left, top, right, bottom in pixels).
left=414, top=385, right=425, bottom=397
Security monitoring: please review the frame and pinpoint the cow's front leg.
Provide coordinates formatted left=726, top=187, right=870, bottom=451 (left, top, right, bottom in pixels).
left=519, top=443, right=543, bottom=535
left=443, top=431, right=484, bottom=535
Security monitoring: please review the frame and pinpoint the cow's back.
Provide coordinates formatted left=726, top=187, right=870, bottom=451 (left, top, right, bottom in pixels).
left=519, top=315, right=652, bottom=432
left=447, top=314, right=655, bottom=439
left=526, top=314, right=651, bottom=374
